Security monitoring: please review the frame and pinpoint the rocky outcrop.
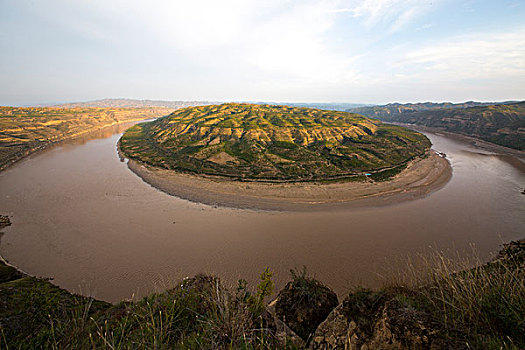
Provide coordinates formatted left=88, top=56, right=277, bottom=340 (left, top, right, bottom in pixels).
left=309, top=290, right=458, bottom=350
left=262, top=306, right=305, bottom=348
left=0, top=215, right=11, bottom=229
left=275, top=274, right=339, bottom=342
left=1, top=239, right=523, bottom=348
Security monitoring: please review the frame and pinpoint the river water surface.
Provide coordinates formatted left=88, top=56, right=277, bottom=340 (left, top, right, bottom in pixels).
left=0, top=125, right=523, bottom=302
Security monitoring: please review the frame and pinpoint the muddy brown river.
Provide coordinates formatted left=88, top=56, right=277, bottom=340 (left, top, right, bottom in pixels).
left=0, top=123, right=523, bottom=302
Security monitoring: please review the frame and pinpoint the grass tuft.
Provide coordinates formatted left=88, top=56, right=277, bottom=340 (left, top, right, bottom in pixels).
left=382, top=242, right=525, bottom=349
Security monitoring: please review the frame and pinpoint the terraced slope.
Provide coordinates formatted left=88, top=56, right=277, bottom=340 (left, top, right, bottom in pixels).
left=120, top=103, right=431, bottom=181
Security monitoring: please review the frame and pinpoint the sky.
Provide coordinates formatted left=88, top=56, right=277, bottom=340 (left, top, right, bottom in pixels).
left=1, top=0, right=524, bottom=106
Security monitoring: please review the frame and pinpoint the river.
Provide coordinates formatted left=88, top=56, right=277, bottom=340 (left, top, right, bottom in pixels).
left=0, top=124, right=523, bottom=302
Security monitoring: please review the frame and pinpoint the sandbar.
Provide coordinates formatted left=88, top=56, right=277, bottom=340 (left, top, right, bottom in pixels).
left=125, top=150, right=452, bottom=211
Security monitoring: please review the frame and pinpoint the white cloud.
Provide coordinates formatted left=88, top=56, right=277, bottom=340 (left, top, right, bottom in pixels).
left=76, top=0, right=361, bottom=86
left=399, top=28, right=525, bottom=80
left=346, top=0, right=438, bottom=31
left=2, top=0, right=524, bottom=104
left=348, top=27, right=525, bottom=102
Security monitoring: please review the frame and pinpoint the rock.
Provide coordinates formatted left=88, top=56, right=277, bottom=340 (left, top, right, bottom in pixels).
left=0, top=215, right=11, bottom=230
left=366, top=299, right=439, bottom=349
left=309, top=289, right=462, bottom=350
left=308, top=304, right=350, bottom=349
left=275, top=272, right=338, bottom=342
left=0, top=261, right=23, bottom=283
left=263, top=302, right=305, bottom=349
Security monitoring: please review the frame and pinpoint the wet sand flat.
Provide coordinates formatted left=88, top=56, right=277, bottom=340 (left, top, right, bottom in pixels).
left=127, top=151, right=452, bottom=211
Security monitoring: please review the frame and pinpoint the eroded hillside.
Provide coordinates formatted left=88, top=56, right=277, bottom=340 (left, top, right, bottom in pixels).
left=349, top=102, right=525, bottom=150
left=120, top=103, right=431, bottom=181
left=0, top=106, right=172, bottom=170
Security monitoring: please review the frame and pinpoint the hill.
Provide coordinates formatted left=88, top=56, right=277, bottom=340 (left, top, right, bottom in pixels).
left=347, top=101, right=514, bottom=118
left=348, top=101, right=525, bottom=150
left=0, top=106, right=172, bottom=171
left=262, top=102, right=370, bottom=111
left=119, top=103, right=431, bottom=181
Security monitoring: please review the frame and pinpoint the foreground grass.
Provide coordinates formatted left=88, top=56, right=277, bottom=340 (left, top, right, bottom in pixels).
left=374, top=240, right=525, bottom=349
left=0, top=267, right=293, bottom=349
left=0, top=106, right=173, bottom=171
left=1, top=240, right=523, bottom=349
left=413, top=242, right=524, bottom=348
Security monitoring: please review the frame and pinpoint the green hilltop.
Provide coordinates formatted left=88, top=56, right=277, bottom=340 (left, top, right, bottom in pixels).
left=120, top=103, right=431, bottom=181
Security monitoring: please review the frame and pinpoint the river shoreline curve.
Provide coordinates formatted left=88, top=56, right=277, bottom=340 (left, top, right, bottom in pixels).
left=0, top=117, right=156, bottom=172
left=125, top=150, right=452, bottom=211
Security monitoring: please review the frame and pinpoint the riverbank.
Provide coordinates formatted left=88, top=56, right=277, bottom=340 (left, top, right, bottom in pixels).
left=399, top=124, right=525, bottom=173
left=125, top=150, right=451, bottom=211
left=1, top=239, right=523, bottom=349
left=0, top=106, right=171, bottom=171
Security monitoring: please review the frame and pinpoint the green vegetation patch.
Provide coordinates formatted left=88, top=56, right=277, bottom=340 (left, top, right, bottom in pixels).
left=120, top=103, right=431, bottom=181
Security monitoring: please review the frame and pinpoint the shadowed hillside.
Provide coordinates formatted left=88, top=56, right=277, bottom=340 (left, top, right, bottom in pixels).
left=349, top=102, right=525, bottom=150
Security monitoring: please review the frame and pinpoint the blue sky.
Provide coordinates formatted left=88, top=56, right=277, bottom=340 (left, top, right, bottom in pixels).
left=1, top=0, right=524, bottom=105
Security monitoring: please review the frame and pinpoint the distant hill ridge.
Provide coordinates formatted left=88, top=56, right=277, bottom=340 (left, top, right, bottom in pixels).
left=348, top=101, right=525, bottom=150
left=51, top=98, right=215, bottom=109
left=50, top=99, right=368, bottom=112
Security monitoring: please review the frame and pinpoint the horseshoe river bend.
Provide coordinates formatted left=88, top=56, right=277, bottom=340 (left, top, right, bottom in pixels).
left=0, top=122, right=523, bottom=302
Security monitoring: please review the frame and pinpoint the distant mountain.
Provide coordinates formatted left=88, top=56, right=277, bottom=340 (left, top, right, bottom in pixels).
left=349, top=102, right=525, bottom=150
left=47, top=99, right=369, bottom=112
left=259, top=102, right=370, bottom=111
left=347, top=101, right=519, bottom=119
left=51, top=98, right=215, bottom=109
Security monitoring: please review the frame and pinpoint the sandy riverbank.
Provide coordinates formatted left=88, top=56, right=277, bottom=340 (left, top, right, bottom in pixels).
left=0, top=118, right=153, bottom=172
left=126, top=151, right=452, bottom=211
left=397, top=124, right=525, bottom=173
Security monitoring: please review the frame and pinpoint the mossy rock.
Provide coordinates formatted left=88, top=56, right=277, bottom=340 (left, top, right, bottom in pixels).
left=275, top=270, right=338, bottom=341
left=0, top=262, right=23, bottom=283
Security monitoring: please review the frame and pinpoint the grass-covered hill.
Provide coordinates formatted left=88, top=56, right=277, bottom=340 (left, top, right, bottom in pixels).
left=349, top=101, right=525, bottom=150
left=120, top=103, right=431, bottom=181
left=0, top=106, right=172, bottom=171
left=347, top=101, right=511, bottom=117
